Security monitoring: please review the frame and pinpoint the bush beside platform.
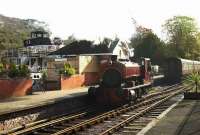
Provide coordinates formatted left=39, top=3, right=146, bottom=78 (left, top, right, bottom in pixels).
left=183, top=72, right=200, bottom=100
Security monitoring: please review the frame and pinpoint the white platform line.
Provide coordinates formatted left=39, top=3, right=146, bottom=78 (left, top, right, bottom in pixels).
left=137, top=95, right=184, bottom=135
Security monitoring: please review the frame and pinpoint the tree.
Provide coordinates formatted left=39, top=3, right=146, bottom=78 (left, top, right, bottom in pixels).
left=129, top=26, right=165, bottom=65
left=53, top=37, right=63, bottom=45
left=0, top=44, right=5, bottom=50
left=0, top=14, right=50, bottom=49
left=25, top=19, right=51, bottom=34
left=163, top=16, right=200, bottom=59
left=99, top=37, right=113, bottom=46
left=63, top=35, right=77, bottom=45
left=196, top=33, right=200, bottom=60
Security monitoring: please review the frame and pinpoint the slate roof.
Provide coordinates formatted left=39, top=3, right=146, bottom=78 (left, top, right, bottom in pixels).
left=49, top=40, right=119, bottom=56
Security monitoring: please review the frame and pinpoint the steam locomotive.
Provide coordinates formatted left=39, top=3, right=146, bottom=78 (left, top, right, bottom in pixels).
left=88, top=56, right=152, bottom=105
left=88, top=56, right=200, bottom=105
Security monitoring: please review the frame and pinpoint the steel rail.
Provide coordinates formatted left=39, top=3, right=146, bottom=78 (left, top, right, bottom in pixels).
left=9, top=84, right=183, bottom=135
left=51, top=85, right=187, bottom=135
left=99, top=87, right=188, bottom=135
left=3, top=105, right=94, bottom=135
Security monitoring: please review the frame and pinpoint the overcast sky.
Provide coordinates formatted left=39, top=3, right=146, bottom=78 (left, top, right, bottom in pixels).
left=0, top=0, right=199, bottom=41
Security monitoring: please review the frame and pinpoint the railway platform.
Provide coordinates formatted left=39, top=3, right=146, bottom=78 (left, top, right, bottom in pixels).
left=144, top=99, right=200, bottom=135
left=0, top=87, right=88, bottom=115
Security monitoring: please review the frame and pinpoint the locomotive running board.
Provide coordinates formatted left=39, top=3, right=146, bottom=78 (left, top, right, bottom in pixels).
left=124, top=83, right=151, bottom=91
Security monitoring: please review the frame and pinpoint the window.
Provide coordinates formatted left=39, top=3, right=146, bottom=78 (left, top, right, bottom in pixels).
left=36, top=34, right=42, bottom=38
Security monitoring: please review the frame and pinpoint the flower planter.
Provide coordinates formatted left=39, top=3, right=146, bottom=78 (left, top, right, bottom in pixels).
left=184, top=92, right=200, bottom=100
left=0, top=78, right=32, bottom=98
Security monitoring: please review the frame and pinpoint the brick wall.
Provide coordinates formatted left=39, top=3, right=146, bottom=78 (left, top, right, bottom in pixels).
left=61, top=75, right=85, bottom=90
left=60, top=72, right=99, bottom=90
left=0, top=78, right=32, bottom=98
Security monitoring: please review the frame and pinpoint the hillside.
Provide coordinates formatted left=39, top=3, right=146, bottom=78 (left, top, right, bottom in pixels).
left=0, top=14, right=49, bottom=49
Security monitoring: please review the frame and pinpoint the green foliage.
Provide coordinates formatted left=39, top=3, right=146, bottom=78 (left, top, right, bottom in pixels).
left=67, top=68, right=76, bottom=76
left=18, top=65, right=30, bottom=77
left=0, top=63, right=4, bottom=75
left=60, top=63, right=76, bottom=76
left=184, top=72, right=200, bottom=93
left=129, top=26, right=166, bottom=65
left=63, top=35, right=77, bottom=45
left=130, top=16, right=200, bottom=64
left=0, top=14, right=50, bottom=49
left=41, top=70, right=48, bottom=80
left=163, top=16, right=200, bottom=59
left=8, top=64, right=18, bottom=78
left=8, top=64, right=29, bottom=78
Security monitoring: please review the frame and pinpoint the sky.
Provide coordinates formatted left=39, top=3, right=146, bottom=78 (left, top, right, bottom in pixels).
left=0, top=0, right=200, bottom=41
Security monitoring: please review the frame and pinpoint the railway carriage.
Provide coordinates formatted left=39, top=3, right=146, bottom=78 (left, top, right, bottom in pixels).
left=164, top=57, right=200, bottom=82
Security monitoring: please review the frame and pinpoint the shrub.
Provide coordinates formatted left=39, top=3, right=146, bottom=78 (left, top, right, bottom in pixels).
left=18, top=65, right=30, bottom=77
left=184, top=72, right=200, bottom=93
left=60, top=63, right=76, bottom=76
left=8, top=64, right=19, bottom=78
left=0, top=63, right=7, bottom=77
left=66, top=68, right=76, bottom=76
left=41, top=70, right=48, bottom=80
left=8, top=64, right=30, bottom=78
left=0, top=63, right=4, bottom=75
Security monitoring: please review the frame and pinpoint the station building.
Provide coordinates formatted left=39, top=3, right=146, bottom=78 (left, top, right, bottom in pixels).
left=1, top=31, right=64, bottom=74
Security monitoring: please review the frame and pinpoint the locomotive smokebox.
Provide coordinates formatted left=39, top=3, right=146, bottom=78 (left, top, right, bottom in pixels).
left=102, top=69, right=122, bottom=88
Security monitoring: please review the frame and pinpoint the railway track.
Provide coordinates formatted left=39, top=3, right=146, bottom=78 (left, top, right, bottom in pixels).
left=94, top=94, right=183, bottom=135
left=54, top=85, right=187, bottom=135
left=8, top=84, right=187, bottom=135
left=111, top=95, right=182, bottom=135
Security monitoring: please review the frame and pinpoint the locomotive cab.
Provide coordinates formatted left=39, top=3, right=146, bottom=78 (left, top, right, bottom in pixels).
left=140, top=58, right=152, bottom=83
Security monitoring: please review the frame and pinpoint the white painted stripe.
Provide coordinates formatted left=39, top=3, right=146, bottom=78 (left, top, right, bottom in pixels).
left=137, top=95, right=184, bottom=135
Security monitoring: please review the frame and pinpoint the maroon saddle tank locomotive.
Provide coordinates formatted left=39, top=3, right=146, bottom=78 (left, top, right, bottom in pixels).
left=88, top=56, right=152, bottom=105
